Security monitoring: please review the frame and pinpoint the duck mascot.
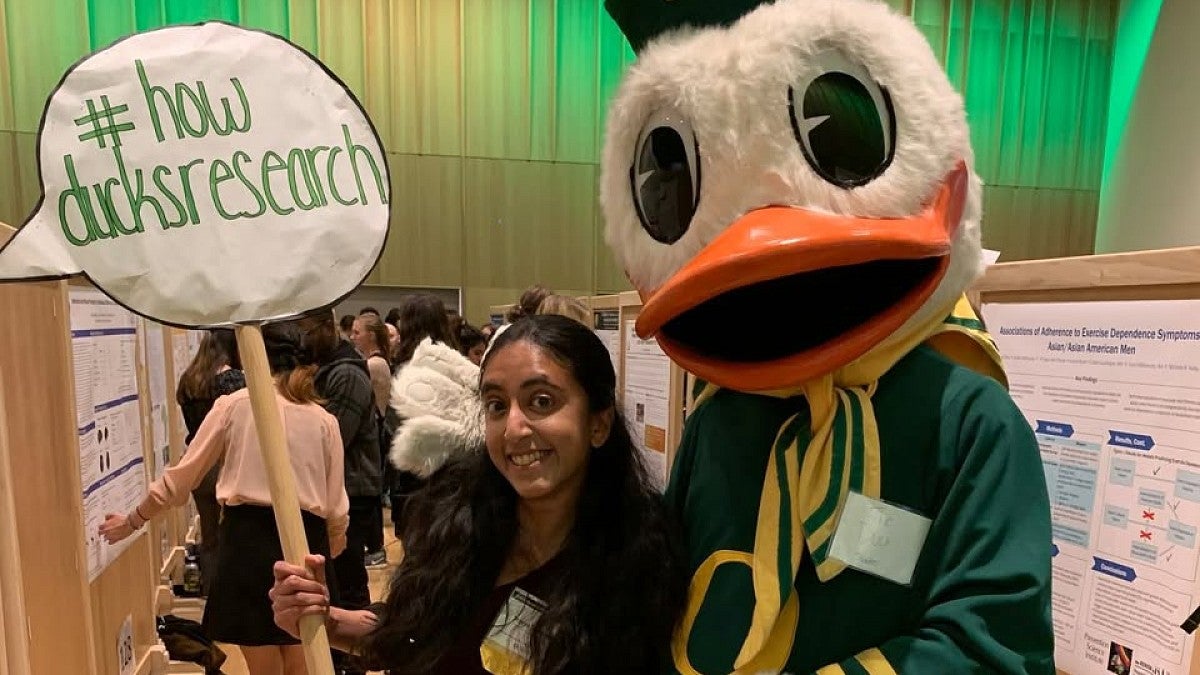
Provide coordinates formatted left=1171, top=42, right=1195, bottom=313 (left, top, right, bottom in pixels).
left=597, top=0, right=1056, bottom=673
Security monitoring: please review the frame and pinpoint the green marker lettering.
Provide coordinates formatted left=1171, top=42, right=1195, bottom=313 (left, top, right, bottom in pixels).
left=58, top=155, right=96, bottom=246
left=287, top=148, right=319, bottom=211
left=137, top=60, right=183, bottom=142
left=261, top=151, right=294, bottom=215
left=89, top=179, right=126, bottom=238
left=343, top=124, right=387, bottom=205
left=113, top=147, right=162, bottom=233
left=205, top=78, right=251, bottom=136
left=231, top=151, right=267, bottom=218
left=209, top=159, right=238, bottom=219
left=176, top=83, right=210, bottom=138
left=177, top=158, right=206, bottom=224
left=303, top=146, right=330, bottom=207
left=152, top=165, right=189, bottom=228
left=325, top=146, right=356, bottom=206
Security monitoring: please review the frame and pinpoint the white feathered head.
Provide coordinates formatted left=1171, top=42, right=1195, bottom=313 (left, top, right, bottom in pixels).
left=601, top=0, right=983, bottom=391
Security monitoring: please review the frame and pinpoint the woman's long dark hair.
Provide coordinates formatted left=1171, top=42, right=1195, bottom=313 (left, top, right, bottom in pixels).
left=176, top=328, right=239, bottom=402
left=357, top=315, right=687, bottom=674
left=392, top=294, right=456, bottom=366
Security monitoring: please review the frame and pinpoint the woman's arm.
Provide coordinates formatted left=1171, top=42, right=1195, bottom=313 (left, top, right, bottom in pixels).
left=323, top=414, right=350, bottom=557
left=270, top=555, right=378, bottom=653
left=99, top=396, right=232, bottom=543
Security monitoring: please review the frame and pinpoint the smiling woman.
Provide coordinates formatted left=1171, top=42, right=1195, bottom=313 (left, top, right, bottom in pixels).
left=269, top=314, right=688, bottom=675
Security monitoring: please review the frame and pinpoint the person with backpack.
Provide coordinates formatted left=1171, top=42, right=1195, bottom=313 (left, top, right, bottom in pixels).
left=297, top=311, right=382, bottom=675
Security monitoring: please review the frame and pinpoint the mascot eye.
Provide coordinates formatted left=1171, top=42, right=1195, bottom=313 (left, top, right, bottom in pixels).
left=629, top=107, right=700, bottom=244
left=789, top=52, right=895, bottom=188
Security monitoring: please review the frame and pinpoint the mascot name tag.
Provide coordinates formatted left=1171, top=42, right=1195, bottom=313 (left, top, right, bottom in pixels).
left=479, top=587, right=546, bottom=675
left=829, top=491, right=931, bottom=586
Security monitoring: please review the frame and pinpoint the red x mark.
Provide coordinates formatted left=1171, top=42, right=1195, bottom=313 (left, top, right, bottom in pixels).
left=1144, top=511, right=1156, bottom=520
left=1140, top=530, right=1153, bottom=540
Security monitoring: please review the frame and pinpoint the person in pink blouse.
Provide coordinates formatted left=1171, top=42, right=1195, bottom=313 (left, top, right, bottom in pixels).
left=100, top=322, right=349, bottom=675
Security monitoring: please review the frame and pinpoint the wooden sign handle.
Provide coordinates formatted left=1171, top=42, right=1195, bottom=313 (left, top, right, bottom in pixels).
left=234, top=325, right=335, bottom=675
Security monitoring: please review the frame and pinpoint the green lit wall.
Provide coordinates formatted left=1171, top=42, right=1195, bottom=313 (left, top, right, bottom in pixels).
left=0, top=0, right=1122, bottom=321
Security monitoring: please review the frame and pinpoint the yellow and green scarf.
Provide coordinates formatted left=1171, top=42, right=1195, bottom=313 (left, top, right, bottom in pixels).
left=679, top=294, right=1004, bottom=673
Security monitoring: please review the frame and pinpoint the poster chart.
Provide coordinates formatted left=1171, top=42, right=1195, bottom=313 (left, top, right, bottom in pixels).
left=141, top=322, right=170, bottom=479
left=983, top=299, right=1200, bottom=675
left=594, top=309, right=621, bottom=383
left=69, top=287, right=147, bottom=581
left=622, top=319, right=671, bottom=489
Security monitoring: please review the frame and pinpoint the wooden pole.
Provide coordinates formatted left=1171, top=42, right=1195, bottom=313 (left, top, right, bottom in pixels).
left=234, top=325, right=335, bottom=675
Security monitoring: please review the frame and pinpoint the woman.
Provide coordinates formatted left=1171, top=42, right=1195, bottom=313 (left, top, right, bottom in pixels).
left=392, top=294, right=457, bottom=368
left=387, top=294, right=459, bottom=535
left=351, top=312, right=393, bottom=417
left=536, top=294, right=592, bottom=328
left=175, top=328, right=245, bottom=596
left=269, top=315, right=687, bottom=674
left=456, top=320, right=487, bottom=366
left=504, top=284, right=552, bottom=324
left=101, top=323, right=349, bottom=675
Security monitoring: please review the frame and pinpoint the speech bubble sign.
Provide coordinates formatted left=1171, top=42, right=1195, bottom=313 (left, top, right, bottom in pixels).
left=0, top=21, right=389, bottom=327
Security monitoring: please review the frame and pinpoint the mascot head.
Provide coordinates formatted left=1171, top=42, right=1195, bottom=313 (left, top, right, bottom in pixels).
left=601, top=0, right=983, bottom=391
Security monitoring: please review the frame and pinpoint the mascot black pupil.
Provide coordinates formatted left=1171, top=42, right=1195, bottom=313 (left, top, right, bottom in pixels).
left=790, top=71, right=895, bottom=187
left=632, top=125, right=698, bottom=244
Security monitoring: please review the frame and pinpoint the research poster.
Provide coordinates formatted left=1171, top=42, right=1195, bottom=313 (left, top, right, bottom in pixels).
left=593, top=309, right=621, bottom=385
left=141, top=321, right=170, bottom=478
left=622, top=319, right=671, bottom=489
left=983, top=299, right=1200, bottom=675
left=70, top=287, right=147, bottom=581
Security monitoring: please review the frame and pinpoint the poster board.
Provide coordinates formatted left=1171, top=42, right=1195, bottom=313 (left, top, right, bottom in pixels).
left=588, top=295, right=623, bottom=397
left=69, top=286, right=148, bottom=582
left=488, top=304, right=510, bottom=326
left=618, top=291, right=686, bottom=490
left=0, top=277, right=160, bottom=675
left=973, top=245, right=1200, bottom=675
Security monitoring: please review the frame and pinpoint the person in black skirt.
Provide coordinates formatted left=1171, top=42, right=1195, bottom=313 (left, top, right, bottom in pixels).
left=175, top=328, right=245, bottom=596
left=101, top=322, right=349, bottom=675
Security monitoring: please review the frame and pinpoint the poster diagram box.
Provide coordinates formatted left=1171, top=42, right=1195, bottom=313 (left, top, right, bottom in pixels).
left=1175, top=470, right=1200, bottom=503
left=1168, top=520, right=1197, bottom=548
left=1104, top=505, right=1129, bottom=528
left=1131, top=541, right=1158, bottom=563
left=1139, top=488, right=1167, bottom=508
left=1109, top=458, right=1136, bottom=487
left=1053, top=524, right=1090, bottom=548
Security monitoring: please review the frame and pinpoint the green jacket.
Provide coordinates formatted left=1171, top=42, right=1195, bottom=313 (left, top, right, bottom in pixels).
left=667, top=345, right=1055, bottom=674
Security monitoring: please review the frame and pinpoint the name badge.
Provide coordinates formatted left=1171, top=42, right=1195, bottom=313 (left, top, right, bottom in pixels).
left=828, top=491, right=931, bottom=586
left=480, top=587, right=547, bottom=675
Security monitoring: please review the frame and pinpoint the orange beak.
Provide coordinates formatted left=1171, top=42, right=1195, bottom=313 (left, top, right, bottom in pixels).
left=635, top=162, right=969, bottom=391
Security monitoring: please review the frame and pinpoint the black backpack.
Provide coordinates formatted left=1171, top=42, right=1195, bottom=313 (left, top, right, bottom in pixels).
left=156, top=614, right=227, bottom=674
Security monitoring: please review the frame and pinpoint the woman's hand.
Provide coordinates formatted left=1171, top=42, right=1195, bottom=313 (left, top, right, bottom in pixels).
left=269, top=554, right=331, bottom=639
left=99, top=513, right=135, bottom=544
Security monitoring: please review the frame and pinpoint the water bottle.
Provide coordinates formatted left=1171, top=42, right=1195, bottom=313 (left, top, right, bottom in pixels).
left=182, top=543, right=202, bottom=596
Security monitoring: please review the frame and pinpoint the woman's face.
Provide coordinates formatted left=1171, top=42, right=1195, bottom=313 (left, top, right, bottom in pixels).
left=351, top=318, right=372, bottom=354
left=467, top=342, right=486, bottom=366
left=481, top=340, right=611, bottom=504
left=386, top=323, right=400, bottom=350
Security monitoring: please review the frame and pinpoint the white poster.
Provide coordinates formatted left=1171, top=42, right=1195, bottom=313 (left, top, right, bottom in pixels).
left=983, top=299, right=1200, bottom=675
left=141, top=321, right=169, bottom=478
left=593, top=309, right=621, bottom=385
left=70, top=287, right=147, bottom=581
left=622, top=319, right=671, bottom=490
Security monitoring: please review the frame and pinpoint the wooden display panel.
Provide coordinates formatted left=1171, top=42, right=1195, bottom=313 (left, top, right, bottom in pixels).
left=0, top=269, right=165, bottom=675
left=971, top=245, right=1200, bottom=675
left=0, top=371, right=32, bottom=675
